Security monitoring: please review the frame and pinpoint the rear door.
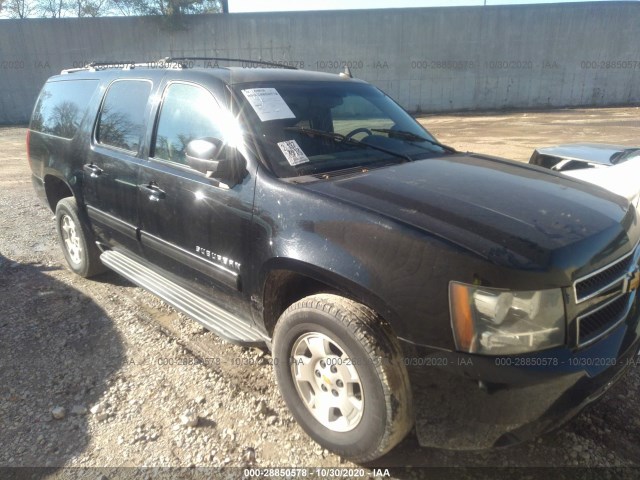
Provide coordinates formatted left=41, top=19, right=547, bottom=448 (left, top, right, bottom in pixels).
left=83, top=78, right=153, bottom=252
left=137, top=80, right=256, bottom=318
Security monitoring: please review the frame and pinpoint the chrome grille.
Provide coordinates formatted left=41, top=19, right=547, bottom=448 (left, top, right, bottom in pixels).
left=574, top=247, right=637, bottom=303
left=573, top=239, right=639, bottom=348
left=577, top=294, right=630, bottom=347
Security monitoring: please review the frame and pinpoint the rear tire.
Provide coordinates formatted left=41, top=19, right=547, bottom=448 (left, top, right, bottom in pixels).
left=273, top=294, right=413, bottom=463
left=55, top=197, right=106, bottom=278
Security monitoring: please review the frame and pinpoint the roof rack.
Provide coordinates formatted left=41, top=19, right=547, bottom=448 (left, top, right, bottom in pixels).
left=161, top=57, right=298, bottom=70
left=86, top=61, right=136, bottom=68
left=61, top=61, right=134, bottom=74
left=60, top=57, right=299, bottom=75
left=61, top=60, right=182, bottom=74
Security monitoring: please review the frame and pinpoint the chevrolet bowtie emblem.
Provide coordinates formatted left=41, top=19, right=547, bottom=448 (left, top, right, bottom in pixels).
left=629, top=269, right=640, bottom=293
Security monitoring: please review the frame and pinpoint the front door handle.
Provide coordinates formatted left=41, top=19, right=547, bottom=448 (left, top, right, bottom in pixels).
left=139, top=183, right=166, bottom=201
left=83, top=163, right=103, bottom=178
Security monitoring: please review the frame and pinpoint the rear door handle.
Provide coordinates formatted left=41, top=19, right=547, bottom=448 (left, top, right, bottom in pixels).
left=83, top=163, right=103, bottom=178
left=139, top=183, right=166, bottom=201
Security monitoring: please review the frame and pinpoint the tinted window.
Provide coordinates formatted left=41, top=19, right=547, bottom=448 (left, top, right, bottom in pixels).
left=154, top=83, right=224, bottom=165
left=97, top=80, right=151, bottom=152
left=31, top=80, right=98, bottom=139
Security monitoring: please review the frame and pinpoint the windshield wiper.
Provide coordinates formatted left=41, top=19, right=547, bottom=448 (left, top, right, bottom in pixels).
left=371, top=128, right=457, bottom=153
left=284, top=127, right=412, bottom=162
left=611, top=148, right=640, bottom=165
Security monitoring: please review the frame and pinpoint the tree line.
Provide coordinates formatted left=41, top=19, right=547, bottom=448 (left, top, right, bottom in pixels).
left=0, top=0, right=228, bottom=18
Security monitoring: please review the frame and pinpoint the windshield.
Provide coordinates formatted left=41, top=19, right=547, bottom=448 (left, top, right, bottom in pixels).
left=233, top=81, right=449, bottom=178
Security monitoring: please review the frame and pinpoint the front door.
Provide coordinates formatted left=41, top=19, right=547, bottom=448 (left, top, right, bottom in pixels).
left=137, top=81, right=255, bottom=319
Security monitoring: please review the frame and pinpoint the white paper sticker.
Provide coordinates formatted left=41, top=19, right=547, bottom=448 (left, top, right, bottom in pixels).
left=241, top=88, right=296, bottom=122
left=277, top=140, right=310, bottom=166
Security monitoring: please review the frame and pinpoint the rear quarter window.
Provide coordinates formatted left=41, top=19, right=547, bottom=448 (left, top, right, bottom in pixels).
left=30, top=80, right=99, bottom=139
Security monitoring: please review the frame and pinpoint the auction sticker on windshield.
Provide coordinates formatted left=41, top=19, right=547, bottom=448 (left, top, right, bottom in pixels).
left=277, top=140, right=310, bottom=166
left=241, top=88, right=296, bottom=121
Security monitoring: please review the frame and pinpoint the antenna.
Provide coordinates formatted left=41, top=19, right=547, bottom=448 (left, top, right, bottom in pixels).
left=339, top=66, right=353, bottom=79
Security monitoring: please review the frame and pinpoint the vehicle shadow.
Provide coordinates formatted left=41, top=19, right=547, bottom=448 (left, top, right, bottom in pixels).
left=0, top=254, right=125, bottom=469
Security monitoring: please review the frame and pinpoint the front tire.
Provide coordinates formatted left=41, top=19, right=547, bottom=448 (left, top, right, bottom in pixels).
left=273, top=294, right=413, bottom=462
left=55, top=197, right=106, bottom=278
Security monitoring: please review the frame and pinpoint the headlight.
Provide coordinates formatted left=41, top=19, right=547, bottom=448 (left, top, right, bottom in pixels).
left=449, top=282, right=565, bottom=355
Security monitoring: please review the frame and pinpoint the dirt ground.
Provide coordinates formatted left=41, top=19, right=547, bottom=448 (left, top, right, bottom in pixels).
left=1, top=107, right=639, bottom=477
left=420, top=106, right=640, bottom=161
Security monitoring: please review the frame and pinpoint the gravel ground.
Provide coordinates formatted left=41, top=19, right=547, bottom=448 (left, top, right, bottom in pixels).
left=1, top=108, right=639, bottom=477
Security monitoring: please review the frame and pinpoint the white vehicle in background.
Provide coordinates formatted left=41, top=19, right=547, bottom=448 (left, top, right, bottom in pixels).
left=529, top=144, right=640, bottom=208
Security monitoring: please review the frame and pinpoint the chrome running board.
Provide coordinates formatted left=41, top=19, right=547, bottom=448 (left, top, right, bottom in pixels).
left=100, top=250, right=268, bottom=345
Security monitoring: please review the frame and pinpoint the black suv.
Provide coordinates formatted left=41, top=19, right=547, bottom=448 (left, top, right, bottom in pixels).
left=27, top=59, right=640, bottom=462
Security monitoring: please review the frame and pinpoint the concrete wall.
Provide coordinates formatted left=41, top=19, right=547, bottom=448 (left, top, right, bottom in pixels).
left=1, top=2, right=639, bottom=124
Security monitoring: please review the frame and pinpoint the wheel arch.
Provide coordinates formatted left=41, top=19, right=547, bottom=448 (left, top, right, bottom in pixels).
left=259, top=258, right=406, bottom=340
left=43, top=174, right=74, bottom=213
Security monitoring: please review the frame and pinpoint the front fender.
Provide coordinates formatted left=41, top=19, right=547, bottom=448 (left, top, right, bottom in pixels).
left=250, top=171, right=465, bottom=347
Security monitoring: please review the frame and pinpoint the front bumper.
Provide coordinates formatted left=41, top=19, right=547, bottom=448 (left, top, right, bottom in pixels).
left=400, top=290, right=640, bottom=450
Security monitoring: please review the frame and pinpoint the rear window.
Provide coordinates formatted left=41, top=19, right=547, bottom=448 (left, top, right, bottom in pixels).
left=96, top=79, right=152, bottom=153
left=30, top=80, right=99, bottom=139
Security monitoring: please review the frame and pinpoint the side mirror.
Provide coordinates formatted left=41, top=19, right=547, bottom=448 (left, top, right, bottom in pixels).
left=185, top=137, right=247, bottom=187
left=185, top=138, right=223, bottom=176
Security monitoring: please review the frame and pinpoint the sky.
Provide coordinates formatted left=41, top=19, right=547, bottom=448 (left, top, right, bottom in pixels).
left=228, top=0, right=622, bottom=13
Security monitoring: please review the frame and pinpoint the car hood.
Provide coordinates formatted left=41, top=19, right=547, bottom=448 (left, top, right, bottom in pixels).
left=535, top=143, right=639, bottom=166
left=562, top=157, right=640, bottom=204
left=305, top=153, right=636, bottom=272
